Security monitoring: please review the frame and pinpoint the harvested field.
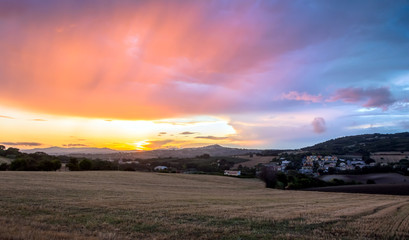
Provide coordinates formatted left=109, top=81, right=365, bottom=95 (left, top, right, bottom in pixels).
left=1, top=171, right=409, bottom=239
left=371, top=152, right=409, bottom=163
left=232, top=155, right=276, bottom=168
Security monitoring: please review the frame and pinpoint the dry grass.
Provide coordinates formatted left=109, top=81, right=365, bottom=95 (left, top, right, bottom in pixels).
left=0, top=171, right=408, bottom=239
left=232, top=155, right=276, bottom=169
left=371, top=151, right=409, bottom=163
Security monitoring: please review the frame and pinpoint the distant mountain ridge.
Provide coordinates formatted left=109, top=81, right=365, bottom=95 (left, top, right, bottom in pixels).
left=21, top=132, right=409, bottom=158
left=21, top=144, right=262, bottom=159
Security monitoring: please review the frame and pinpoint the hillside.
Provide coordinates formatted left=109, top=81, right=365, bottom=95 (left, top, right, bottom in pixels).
left=303, top=132, right=409, bottom=154
left=141, top=144, right=262, bottom=158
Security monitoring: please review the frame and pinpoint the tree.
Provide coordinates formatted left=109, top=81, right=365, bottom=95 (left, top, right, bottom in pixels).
left=79, top=159, right=92, bottom=170
left=52, top=160, right=62, bottom=171
left=259, top=167, right=277, bottom=188
left=10, top=158, right=28, bottom=171
left=5, top=147, right=20, bottom=158
left=0, top=145, right=5, bottom=156
left=66, top=158, right=79, bottom=171
left=39, top=159, right=61, bottom=171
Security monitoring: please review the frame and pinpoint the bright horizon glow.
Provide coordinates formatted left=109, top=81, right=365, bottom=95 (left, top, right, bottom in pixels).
left=0, top=105, right=237, bottom=150
left=1, top=1, right=408, bottom=150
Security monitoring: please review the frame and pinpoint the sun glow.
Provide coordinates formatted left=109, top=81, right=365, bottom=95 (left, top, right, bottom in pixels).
left=134, top=140, right=151, bottom=151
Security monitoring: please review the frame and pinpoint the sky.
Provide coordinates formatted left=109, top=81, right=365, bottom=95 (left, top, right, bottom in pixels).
left=0, top=0, right=408, bottom=151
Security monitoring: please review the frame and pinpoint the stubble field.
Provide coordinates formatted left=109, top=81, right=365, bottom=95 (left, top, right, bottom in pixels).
left=0, top=171, right=408, bottom=239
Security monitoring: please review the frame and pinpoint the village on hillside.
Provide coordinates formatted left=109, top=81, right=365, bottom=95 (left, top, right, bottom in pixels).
left=224, top=152, right=409, bottom=177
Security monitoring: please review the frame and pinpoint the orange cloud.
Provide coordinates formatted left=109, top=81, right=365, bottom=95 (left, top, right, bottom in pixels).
left=0, top=1, right=274, bottom=120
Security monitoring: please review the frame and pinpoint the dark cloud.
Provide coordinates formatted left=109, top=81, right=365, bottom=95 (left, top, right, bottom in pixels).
left=180, top=131, right=197, bottom=135
left=0, top=142, right=43, bottom=146
left=0, top=115, right=14, bottom=119
left=329, top=87, right=395, bottom=110
left=195, top=136, right=228, bottom=140
left=311, top=117, right=326, bottom=134
left=63, top=144, right=87, bottom=147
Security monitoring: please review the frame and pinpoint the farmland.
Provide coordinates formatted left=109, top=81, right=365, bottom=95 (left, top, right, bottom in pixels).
left=232, top=155, right=276, bottom=169
left=1, top=172, right=409, bottom=239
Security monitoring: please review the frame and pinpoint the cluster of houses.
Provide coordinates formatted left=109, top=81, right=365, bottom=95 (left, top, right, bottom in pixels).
left=263, top=155, right=375, bottom=176
left=299, top=155, right=369, bottom=174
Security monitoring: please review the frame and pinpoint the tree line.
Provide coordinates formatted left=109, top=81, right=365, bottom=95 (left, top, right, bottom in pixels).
left=0, top=145, right=61, bottom=171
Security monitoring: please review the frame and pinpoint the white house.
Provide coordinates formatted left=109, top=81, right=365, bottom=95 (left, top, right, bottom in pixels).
left=224, top=170, right=241, bottom=176
left=154, top=166, right=168, bottom=171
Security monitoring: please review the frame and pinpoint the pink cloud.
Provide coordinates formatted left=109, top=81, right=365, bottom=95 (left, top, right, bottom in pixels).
left=311, top=117, right=326, bottom=134
left=281, top=91, right=322, bottom=103
left=0, top=1, right=281, bottom=119
left=328, top=87, right=395, bottom=110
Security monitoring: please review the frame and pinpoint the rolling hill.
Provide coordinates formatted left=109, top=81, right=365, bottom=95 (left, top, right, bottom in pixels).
left=303, top=132, right=409, bottom=154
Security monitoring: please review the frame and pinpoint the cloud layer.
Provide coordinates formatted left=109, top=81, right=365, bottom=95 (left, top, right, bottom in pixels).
left=0, top=1, right=408, bottom=149
left=0, top=1, right=407, bottom=120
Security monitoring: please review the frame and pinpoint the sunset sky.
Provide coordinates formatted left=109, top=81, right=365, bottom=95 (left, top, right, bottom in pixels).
left=0, top=0, right=408, bottom=151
